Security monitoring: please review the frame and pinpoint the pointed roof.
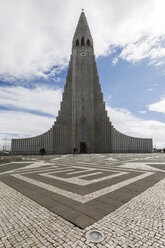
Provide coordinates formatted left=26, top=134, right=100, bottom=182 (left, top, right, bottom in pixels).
left=73, top=11, right=93, bottom=42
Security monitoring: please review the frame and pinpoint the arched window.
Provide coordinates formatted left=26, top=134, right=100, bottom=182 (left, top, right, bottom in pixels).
left=76, top=39, right=79, bottom=46
left=81, top=36, right=85, bottom=46
left=87, top=39, right=90, bottom=46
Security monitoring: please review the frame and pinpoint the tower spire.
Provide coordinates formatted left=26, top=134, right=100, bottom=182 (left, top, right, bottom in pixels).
left=73, top=11, right=93, bottom=46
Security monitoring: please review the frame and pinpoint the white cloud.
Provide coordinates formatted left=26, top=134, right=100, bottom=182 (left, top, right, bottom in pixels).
left=119, top=35, right=165, bottom=65
left=107, top=105, right=165, bottom=148
left=148, top=97, right=165, bottom=114
left=0, top=85, right=62, bottom=116
left=0, top=110, right=55, bottom=150
left=0, top=110, right=54, bottom=135
left=0, top=0, right=165, bottom=81
left=107, top=94, right=112, bottom=100
left=112, top=57, right=118, bottom=65
left=138, top=111, right=146, bottom=114
left=0, top=85, right=62, bottom=150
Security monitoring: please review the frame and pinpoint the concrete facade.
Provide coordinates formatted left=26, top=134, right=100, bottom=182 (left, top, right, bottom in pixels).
left=11, top=11, right=152, bottom=154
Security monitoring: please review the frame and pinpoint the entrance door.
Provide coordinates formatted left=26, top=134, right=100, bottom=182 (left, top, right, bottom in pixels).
left=80, top=142, right=87, bottom=153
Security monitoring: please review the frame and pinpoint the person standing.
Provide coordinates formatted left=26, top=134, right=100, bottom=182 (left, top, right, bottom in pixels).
left=73, top=147, right=78, bottom=156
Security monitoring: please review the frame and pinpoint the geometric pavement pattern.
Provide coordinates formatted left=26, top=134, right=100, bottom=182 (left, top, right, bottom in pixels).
left=0, top=153, right=165, bottom=228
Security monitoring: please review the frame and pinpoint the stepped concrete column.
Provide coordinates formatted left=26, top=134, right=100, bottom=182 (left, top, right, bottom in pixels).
left=114, top=131, right=117, bottom=152
left=47, top=131, right=50, bottom=153
left=31, top=138, right=34, bottom=154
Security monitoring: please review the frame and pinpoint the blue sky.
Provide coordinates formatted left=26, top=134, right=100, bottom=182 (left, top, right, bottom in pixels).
left=98, top=54, right=165, bottom=121
left=0, top=0, right=165, bottom=149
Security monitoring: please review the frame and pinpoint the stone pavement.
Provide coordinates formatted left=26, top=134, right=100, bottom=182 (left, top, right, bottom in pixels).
left=0, top=153, right=165, bottom=247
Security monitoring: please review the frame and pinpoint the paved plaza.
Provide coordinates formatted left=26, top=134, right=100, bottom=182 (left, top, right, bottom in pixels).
left=0, top=153, right=165, bottom=247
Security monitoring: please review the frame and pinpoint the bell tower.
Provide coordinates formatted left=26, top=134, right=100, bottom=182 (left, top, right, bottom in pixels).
left=71, top=11, right=95, bottom=152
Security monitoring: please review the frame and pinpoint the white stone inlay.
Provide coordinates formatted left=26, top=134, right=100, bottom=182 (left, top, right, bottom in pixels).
left=40, top=170, right=128, bottom=186
left=105, top=158, right=117, bottom=161
left=12, top=172, right=154, bottom=203
left=118, top=162, right=165, bottom=172
left=16, top=168, right=74, bottom=175
left=23, top=161, right=53, bottom=169
left=67, top=169, right=88, bottom=175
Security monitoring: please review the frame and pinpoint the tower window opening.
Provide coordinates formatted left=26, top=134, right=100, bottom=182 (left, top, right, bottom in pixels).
left=87, top=39, right=90, bottom=46
left=81, top=36, right=85, bottom=46
left=76, top=39, right=79, bottom=46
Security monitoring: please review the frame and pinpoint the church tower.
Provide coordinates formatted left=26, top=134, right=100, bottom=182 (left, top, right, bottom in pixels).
left=52, top=10, right=112, bottom=153
left=71, top=11, right=95, bottom=152
left=11, top=11, right=153, bottom=154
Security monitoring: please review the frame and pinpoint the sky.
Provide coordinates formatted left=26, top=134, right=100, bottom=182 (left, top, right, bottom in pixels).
left=0, top=0, right=165, bottom=150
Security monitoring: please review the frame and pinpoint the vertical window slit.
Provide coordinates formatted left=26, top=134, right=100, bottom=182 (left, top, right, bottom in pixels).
left=81, top=36, right=85, bottom=46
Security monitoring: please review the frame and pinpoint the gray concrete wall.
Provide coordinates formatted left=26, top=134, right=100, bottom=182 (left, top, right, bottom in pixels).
left=11, top=126, right=54, bottom=155
left=111, top=126, right=152, bottom=153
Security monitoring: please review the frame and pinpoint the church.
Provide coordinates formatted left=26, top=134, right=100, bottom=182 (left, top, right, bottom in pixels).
left=11, top=11, right=153, bottom=154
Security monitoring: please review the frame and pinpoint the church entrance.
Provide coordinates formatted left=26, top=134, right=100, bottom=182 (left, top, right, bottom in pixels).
left=80, top=142, right=87, bottom=153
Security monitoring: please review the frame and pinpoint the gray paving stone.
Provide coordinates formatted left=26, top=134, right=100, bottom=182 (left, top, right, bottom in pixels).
left=0, top=153, right=165, bottom=247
